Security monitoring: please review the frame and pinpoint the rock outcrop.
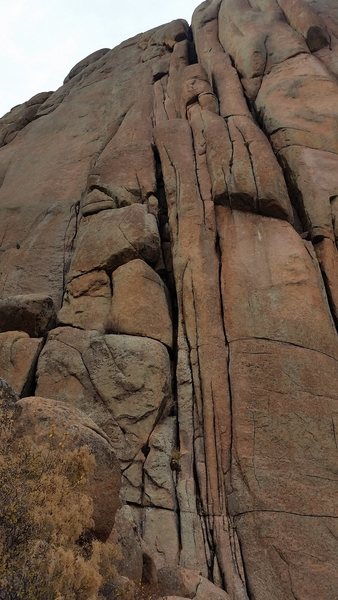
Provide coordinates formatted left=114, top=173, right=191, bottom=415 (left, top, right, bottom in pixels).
left=0, top=1, right=337, bottom=598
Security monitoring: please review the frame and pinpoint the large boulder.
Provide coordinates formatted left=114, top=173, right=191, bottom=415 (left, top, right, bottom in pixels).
left=67, top=205, right=161, bottom=281
left=110, top=259, right=173, bottom=348
left=159, top=567, right=230, bottom=599
left=13, top=396, right=121, bottom=541
left=0, top=294, right=56, bottom=337
left=0, top=332, right=43, bottom=396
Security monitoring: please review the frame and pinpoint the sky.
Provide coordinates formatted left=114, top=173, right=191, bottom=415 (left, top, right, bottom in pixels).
left=1, top=0, right=199, bottom=117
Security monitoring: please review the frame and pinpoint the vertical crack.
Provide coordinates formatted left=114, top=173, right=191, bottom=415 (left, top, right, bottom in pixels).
left=313, top=240, right=338, bottom=330
left=21, top=337, right=47, bottom=399
left=152, top=144, right=182, bottom=550
left=235, top=124, right=259, bottom=213
left=62, top=197, right=81, bottom=296
left=275, top=151, right=309, bottom=235
left=215, top=225, right=250, bottom=599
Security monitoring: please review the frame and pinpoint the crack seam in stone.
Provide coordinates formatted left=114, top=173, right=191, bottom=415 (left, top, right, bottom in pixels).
left=229, top=336, right=338, bottom=361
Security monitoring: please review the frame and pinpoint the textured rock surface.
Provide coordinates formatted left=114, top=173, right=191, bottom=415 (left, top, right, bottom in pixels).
left=1, top=1, right=338, bottom=599
left=0, top=377, right=19, bottom=410
left=0, top=332, right=43, bottom=396
left=110, top=259, right=173, bottom=347
left=58, top=270, right=111, bottom=331
left=35, top=327, right=173, bottom=507
left=0, top=294, right=56, bottom=337
left=159, top=568, right=231, bottom=599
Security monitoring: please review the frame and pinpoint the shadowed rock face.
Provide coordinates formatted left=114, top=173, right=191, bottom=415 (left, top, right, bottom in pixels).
left=0, top=1, right=338, bottom=599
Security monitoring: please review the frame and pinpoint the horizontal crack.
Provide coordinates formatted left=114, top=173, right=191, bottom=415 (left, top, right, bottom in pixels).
left=229, top=336, right=338, bottom=362
left=235, top=508, right=338, bottom=519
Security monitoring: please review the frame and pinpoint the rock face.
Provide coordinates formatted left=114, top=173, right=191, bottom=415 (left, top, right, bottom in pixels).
left=0, top=1, right=337, bottom=599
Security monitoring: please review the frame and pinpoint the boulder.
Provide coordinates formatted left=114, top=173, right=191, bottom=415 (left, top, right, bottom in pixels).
left=110, top=259, right=173, bottom=347
left=0, top=331, right=43, bottom=396
left=64, top=48, right=110, bottom=83
left=35, top=328, right=173, bottom=488
left=58, top=270, right=111, bottom=331
left=13, top=396, right=121, bottom=541
left=0, top=294, right=56, bottom=337
left=68, top=205, right=161, bottom=281
left=108, top=505, right=144, bottom=584
left=159, top=567, right=230, bottom=598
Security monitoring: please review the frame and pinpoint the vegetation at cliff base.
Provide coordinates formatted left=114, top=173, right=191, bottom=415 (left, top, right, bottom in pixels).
left=0, top=405, right=122, bottom=600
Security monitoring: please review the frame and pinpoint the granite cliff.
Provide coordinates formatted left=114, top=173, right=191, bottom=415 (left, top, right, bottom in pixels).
left=0, top=0, right=338, bottom=598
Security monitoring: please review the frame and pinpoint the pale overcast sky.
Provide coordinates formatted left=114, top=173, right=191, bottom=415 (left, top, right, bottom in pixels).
left=1, top=0, right=199, bottom=117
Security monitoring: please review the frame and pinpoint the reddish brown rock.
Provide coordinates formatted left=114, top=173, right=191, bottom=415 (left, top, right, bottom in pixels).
left=201, top=109, right=292, bottom=220
left=58, top=270, right=111, bottom=331
left=90, top=21, right=189, bottom=207
left=256, top=53, right=338, bottom=155
left=278, top=146, right=338, bottom=241
left=91, top=96, right=156, bottom=207
left=159, top=567, right=231, bottom=599
left=228, top=338, right=338, bottom=516
left=80, top=188, right=117, bottom=216
left=0, top=331, right=43, bottom=396
left=1, top=3, right=338, bottom=599
left=278, top=0, right=330, bottom=51
left=35, top=328, right=173, bottom=492
left=133, top=506, right=180, bottom=570
left=0, top=91, right=53, bottom=147
left=0, top=21, right=184, bottom=307
left=218, top=0, right=309, bottom=98
left=236, top=513, right=338, bottom=600
left=68, top=205, right=161, bottom=281
left=110, top=259, right=173, bottom=347
left=143, top=416, right=177, bottom=509
left=108, top=505, right=144, bottom=584
left=153, top=38, right=190, bottom=124
left=159, top=566, right=199, bottom=596
left=0, top=294, right=56, bottom=337
left=315, top=237, right=338, bottom=325
left=63, top=48, right=110, bottom=83
left=216, top=208, right=338, bottom=599
left=191, top=5, right=293, bottom=222
left=216, top=207, right=337, bottom=356
left=309, top=0, right=338, bottom=77
left=155, top=118, right=247, bottom=595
